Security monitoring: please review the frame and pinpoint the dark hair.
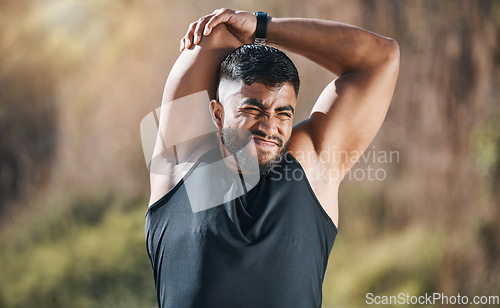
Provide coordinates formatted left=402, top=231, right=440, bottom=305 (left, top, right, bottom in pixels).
left=217, top=44, right=300, bottom=96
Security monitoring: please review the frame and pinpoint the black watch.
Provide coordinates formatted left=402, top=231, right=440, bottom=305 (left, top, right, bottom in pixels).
left=254, top=12, right=268, bottom=45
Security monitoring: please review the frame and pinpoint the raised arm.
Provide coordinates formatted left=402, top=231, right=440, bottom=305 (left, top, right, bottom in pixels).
left=266, top=18, right=400, bottom=179
left=149, top=25, right=241, bottom=205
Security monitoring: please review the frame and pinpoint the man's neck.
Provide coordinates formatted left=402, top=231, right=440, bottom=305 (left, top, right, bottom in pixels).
left=218, top=140, right=259, bottom=175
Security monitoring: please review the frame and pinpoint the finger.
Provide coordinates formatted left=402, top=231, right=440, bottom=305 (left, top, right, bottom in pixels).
left=183, top=21, right=197, bottom=50
left=179, top=37, right=185, bottom=52
left=194, top=16, right=210, bottom=44
left=204, top=10, right=233, bottom=36
left=203, top=15, right=219, bottom=36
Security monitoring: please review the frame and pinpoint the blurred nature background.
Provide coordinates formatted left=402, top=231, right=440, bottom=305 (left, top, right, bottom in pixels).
left=1, top=0, right=499, bottom=307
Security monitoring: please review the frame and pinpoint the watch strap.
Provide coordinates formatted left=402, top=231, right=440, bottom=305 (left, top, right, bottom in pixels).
left=254, top=12, right=268, bottom=44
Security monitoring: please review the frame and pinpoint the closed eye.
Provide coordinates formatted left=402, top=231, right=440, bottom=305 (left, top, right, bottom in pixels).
left=242, top=107, right=263, bottom=115
left=277, top=112, right=293, bottom=120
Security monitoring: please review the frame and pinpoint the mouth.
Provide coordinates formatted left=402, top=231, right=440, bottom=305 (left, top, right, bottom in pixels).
left=252, top=136, right=279, bottom=148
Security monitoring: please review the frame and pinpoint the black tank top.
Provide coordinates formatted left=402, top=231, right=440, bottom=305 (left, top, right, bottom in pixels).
left=145, top=149, right=337, bottom=308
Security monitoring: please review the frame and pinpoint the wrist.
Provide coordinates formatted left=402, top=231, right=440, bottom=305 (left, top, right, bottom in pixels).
left=263, top=17, right=283, bottom=47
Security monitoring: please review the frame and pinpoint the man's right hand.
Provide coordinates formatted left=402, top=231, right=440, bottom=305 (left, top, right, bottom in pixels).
left=180, top=8, right=256, bottom=51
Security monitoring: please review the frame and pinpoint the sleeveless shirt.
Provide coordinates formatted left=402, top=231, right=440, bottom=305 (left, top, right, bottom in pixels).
left=145, top=148, right=337, bottom=308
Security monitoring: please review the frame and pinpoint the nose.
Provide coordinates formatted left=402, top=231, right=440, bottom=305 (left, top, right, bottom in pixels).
left=257, top=114, right=278, bottom=136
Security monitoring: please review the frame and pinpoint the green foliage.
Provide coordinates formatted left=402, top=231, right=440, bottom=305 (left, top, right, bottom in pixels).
left=0, top=198, right=156, bottom=308
left=323, top=225, right=443, bottom=307
left=471, top=116, right=500, bottom=176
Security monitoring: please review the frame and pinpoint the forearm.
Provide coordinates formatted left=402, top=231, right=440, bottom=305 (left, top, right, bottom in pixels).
left=266, top=17, right=398, bottom=76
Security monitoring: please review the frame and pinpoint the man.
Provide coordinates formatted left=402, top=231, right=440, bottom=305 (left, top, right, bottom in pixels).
left=145, top=8, right=399, bottom=308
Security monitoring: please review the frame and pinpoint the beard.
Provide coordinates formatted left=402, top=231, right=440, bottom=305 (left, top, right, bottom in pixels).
left=221, top=127, right=289, bottom=175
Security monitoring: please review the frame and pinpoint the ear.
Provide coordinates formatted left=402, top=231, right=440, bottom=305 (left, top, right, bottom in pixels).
left=209, top=99, right=224, bottom=130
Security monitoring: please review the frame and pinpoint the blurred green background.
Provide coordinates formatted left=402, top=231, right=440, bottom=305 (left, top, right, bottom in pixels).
left=1, top=0, right=499, bottom=307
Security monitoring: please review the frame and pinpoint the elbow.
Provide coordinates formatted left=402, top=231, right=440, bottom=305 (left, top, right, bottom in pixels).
left=383, top=38, right=400, bottom=68
left=372, top=38, right=400, bottom=77
left=202, top=24, right=242, bottom=49
left=388, top=38, right=400, bottom=61
left=361, top=37, right=400, bottom=73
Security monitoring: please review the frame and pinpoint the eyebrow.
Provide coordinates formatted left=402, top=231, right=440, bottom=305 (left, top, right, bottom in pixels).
left=275, top=105, right=295, bottom=113
left=241, top=99, right=295, bottom=114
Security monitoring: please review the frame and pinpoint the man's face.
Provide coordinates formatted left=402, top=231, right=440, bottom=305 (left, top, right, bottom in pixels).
left=213, top=81, right=297, bottom=174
